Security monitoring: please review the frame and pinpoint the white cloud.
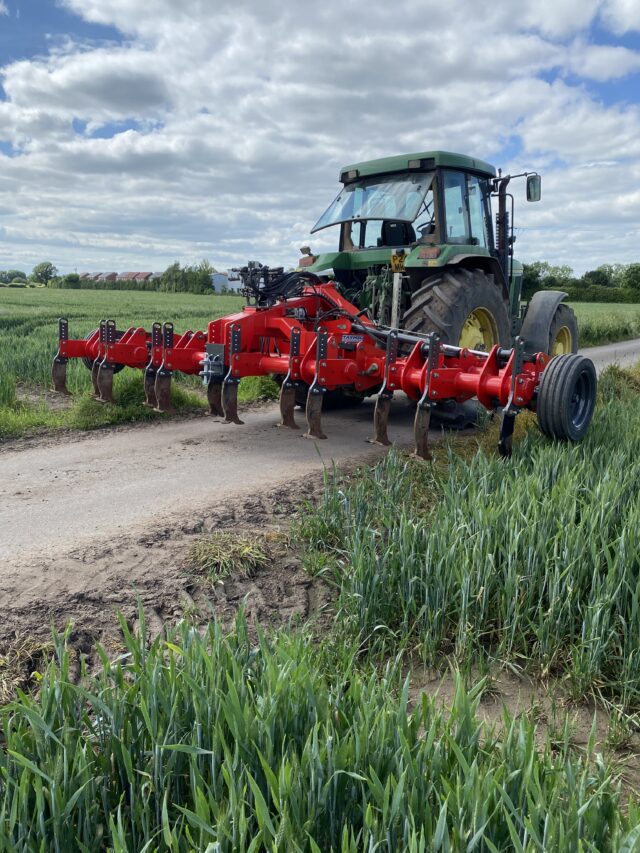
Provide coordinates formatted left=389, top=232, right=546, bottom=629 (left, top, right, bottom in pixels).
left=566, top=39, right=640, bottom=80
left=0, top=1, right=8, bottom=15
left=601, top=0, right=640, bottom=34
left=520, top=0, right=602, bottom=36
left=0, top=0, right=638, bottom=273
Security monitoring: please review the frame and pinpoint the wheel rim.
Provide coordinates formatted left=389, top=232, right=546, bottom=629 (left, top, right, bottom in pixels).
left=570, top=366, right=595, bottom=432
left=459, top=308, right=498, bottom=351
left=552, top=325, right=573, bottom=356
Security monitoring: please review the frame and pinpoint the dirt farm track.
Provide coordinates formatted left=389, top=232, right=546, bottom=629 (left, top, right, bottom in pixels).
left=0, top=337, right=639, bottom=651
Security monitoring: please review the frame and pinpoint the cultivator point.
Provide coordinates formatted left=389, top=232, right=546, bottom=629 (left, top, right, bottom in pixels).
left=51, top=270, right=597, bottom=457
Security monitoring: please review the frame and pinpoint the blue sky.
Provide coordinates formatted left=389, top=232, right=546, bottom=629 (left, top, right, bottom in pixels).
left=0, top=0, right=640, bottom=274
left=0, top=1, right=121, bottom=66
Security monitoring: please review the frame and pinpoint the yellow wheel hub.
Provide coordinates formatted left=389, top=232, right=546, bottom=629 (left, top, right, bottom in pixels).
left=552, top=325, right=573, bottom=356
left=459, top=308, right=498, bottom=351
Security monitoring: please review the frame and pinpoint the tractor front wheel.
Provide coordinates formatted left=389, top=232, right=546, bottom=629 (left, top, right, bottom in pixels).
left=403, top=268, right=511, bottom=350
left=548, top=303, right=579, bottom=355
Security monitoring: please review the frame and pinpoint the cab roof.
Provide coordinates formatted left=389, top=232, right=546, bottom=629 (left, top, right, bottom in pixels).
left=339, top=150, right=497, bottom=182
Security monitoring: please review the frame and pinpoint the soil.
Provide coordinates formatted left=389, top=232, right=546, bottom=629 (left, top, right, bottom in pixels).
left=16, top=384, right=76, bottom=412
left=1, top=476, right=333, bottom=668
left=0, top=397, right=417, bottom=682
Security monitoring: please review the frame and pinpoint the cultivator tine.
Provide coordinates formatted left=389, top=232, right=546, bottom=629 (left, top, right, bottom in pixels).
left=498, top=413, right=516, bottom=459
left=498, top=337, right=524, bottom=458
left=91, top=361, right=100, bottom=397
left=143, top=323, right=162, bottom=408
left=154, top=371, right=174, bottom=413
left=222, top=380, right=243, bottom=424
left=303, top=329, right=328, bottom=440
left=372, top=395, right=392, bottom=446
left=222, top=324, right=244, bottom=424
left=207, top=380, right=224, bottom=417
left=51, top=318, right=71, bottom=394
left=278, top=384, right=298, bottom=429
left=304, top=388, right=326, bottom=439
left=413, top=405, right=432, bottom=460
left=278, top=327, right=301, bottom=429
left=369, top=329, right=398, bottom=446
left=95, top=319, right=116, bottom=403
left=96, top=365, right=115, bottom=404
left=51, top=358, right=69, bottom=394
left=412, top=332, right=440, bottom=460
left=143, top=368, right=157, bottom=408
left=153, top=323, right=176, bottom=413
left=90, top=320, right=106, bottom=398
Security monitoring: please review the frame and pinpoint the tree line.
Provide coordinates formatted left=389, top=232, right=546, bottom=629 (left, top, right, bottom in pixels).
left=0, top=261, right=220, bottom=294
left=523, top=261, right=640, bottom=303
left=4, top=258, right=640, bottom=302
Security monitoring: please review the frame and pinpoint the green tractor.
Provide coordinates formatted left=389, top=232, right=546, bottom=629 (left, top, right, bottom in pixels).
left=298, top=151, right=577, bottom=363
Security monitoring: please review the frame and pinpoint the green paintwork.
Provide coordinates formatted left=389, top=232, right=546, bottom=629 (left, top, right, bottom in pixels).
left=339, top=150, right=496, bottom=181
left=307, top=243, right=489, bottom=274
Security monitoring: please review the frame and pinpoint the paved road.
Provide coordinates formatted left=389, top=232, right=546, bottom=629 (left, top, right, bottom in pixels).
left=1, top=337, right=638, bottom=565
left=580, top=337, right=640, bottom=373
left=0, top=399, right=418, bottom=561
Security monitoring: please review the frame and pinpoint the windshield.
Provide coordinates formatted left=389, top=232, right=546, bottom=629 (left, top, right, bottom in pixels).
left=311, top=171, right=434, bottom=233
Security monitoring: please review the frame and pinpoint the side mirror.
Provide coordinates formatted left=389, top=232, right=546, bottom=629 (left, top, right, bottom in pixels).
left=526, top=174, right=541, bottom=202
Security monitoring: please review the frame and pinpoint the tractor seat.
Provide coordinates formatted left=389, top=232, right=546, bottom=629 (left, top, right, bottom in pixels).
left=378, top=220, right=416, bottom=247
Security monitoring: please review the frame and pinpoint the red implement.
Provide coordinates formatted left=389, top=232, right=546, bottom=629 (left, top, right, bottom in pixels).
left=52, top=279, right=596, bottom=457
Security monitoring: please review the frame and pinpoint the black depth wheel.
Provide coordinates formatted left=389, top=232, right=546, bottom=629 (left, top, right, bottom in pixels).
left=81, top=329, right=126, bottom=374
left=537, top=354, right=596, bottom=441
left=294, top=385, right=364, bottom=410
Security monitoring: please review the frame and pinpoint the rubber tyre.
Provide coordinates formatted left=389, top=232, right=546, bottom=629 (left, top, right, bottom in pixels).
left=537, top=354, right=596, bottom=441
left=402, top=268, right=511, bottom=348
left=81, top=329, right=125, bottom=373
left=548, top=303, right=579, bottom=355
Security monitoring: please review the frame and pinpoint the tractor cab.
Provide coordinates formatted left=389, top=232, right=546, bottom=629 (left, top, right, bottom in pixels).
left=298, top=150, right=571, bottom=361
left=309, top=161, right=495, bottom=254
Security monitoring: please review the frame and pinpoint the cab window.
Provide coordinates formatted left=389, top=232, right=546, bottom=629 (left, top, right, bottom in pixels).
left=443, top=171, right=488, bottom=247
left=467, top=175, right=488, bottom=248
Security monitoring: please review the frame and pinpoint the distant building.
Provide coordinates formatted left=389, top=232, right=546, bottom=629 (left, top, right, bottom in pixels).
left=211, top=271, right=243, bottom=293
left=99, top=272, right=118, bottom=282
left=211, top=272, right=228, bottom=293
left=79, top=273, right=91, bottom=280
left=134, top=272, right=153, bottom=281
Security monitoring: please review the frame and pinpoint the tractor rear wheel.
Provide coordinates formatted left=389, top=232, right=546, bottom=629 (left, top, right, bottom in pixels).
left=403, top=268, right=511, bottom=350
left=537, top=354, right=596, bottom=441
left=548, top=303, right=579, bottom=355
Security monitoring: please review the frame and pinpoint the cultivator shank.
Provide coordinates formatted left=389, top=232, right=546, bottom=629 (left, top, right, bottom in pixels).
left=52, top=270, right=596, bottom=457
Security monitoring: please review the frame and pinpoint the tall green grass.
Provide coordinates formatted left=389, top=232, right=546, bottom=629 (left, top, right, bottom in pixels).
left=0, top=288, right=280, bottom=438
left=570, top=302, right=640, bottom=346
left=0, top=288, right=243, bottom=404
left=300, top=367, right=640, bottom=712
left=0, top=615, right=632, bottom=851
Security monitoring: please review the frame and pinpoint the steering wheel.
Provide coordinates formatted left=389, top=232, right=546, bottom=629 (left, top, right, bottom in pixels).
left=415, top=198, right=434, bottom=233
